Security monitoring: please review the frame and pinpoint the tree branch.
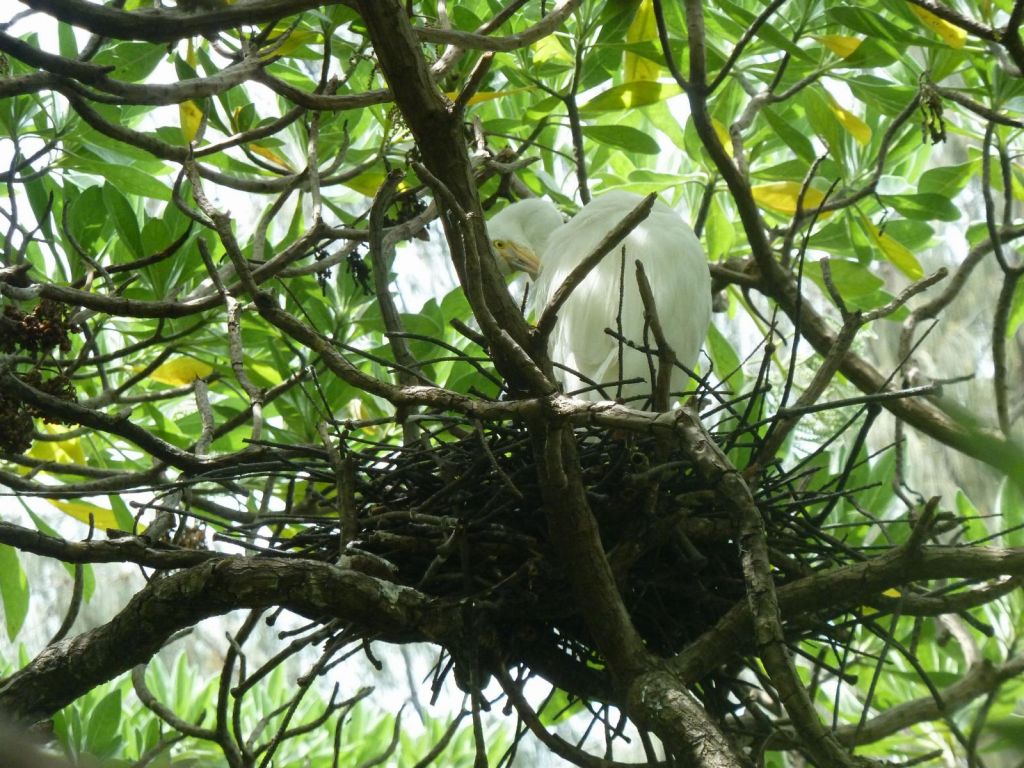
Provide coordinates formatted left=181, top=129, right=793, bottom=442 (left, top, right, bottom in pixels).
left=0, top=557, right=461, bottom=725
left=15, top=0, right=354, bottom=44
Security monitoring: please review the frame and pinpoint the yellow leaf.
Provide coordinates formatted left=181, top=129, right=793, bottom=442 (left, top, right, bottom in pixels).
left=29, top=425, right=86, bottom=466
left=625, top=0, right=660, bottom=82
left=814, top=34, right=862, bottom=58
left=260, top=27, right=318, bottom=60
left=180, top=100, right=203, bottom=143
left=342, top=170, right=412, bottom=198
left=862, top=218, right=924, bottom=279
left=828, top=101, right=872, bottom=146
left=442, top=87, right=534, bottom=107
left=346, top=398, right=378, bottom=435
left=712, top=118, right=734, bottom=158
left=150, top=358, right=213, bottom=386
left=185, top=38, right=197, bottom=68
left=462, top=90, right=514, bottom=106
left=581, top=81, right=683, bottom=112
left=343, top=171, right=385, bottom=197
left=50, top=499, right=120, bottom=530
left=861, top=587, right=902, bottom=616
left=908, top=5, right=966, bottom=48
left=249, top=363, right=283, bottom=387
left=251, top=143, right=293, bottom=170
left=751, top=182, right=828, bottom=215
left=532, top=35, right=572, bottom=65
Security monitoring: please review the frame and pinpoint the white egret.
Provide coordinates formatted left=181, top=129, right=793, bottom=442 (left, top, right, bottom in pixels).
left=488, top=191, right=712, bottom=406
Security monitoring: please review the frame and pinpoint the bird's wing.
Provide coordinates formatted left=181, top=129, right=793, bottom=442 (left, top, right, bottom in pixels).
left=535, top=193, right=712, bottom=401
left=641, top=205, right=713, bottom=373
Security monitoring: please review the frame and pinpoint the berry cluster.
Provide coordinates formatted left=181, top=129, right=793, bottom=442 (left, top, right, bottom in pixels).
left=0, top=299, right=81, bottom=455
left=0, top=393, right=34, bottom=454
left=0, top=299, right=79, bottom=355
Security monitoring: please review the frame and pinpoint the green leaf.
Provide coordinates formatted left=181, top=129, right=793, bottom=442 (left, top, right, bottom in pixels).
left=451, top=5, right=483, bottom=28
left=846, top=75, right=916, bottom=116
left=761, top=107, right=816, bottom=163
left=613, top=169, right=689, bottom=196
left=704, top=195, right=734, bottom=260
left=103, top=182, right=145, bottom=259
left=173, top=51, right=198, bottom=82
left=108, top=494, right=138, bottom=533
left=880, top=193, right=960, bottom=222
left=810, top=216, right=857, bottom=254
left=713, top=0, right=814, bottom=62
left=836, top=38, right=899, bottom=69
left=826, top=7, right=919, bottom=44
left=66, top=185, right=107, bottom=250
left=955, top=488, right=978, bottom=520
left=1008, top=278, right=1024, bottom=338
left=644, top=98, right=688, bottom=151
left=85, top=688, right=123, bottom=758
left=525, top=94, right=561, bottom=121
left=926, top=44, right=967, bottom=82
left=801, top=88, right=846, bottom=168
left=93, top=42, right=165, bottom=82
left=860, top=451, right=896, bottom=516
left=581, top=124, right=660, bottom=154
left=996, top=477, right=1024, bottom=547
left=0, top=545, right=29, bottom=641
left=884, top=219, right=935, bottom=251
left=67, top=158, right=171, bottom=200
left=581, top=81, right=683, bottom=113
left=58, top=22, right=79, bottom=58
left=918, top=162, right=975, bottom=196
left=538, top=688, right=585, bottom=726
left=440, top=284, right=472, bottom=326
left=811, top=258, right=883, bottom=299
left=139, top=216, right=171, bottom=256
left=706, top=322, right=743, bottom=390
left=234, top=102, right=257, bottom=132
left=24, top=176, right=54, bottom=240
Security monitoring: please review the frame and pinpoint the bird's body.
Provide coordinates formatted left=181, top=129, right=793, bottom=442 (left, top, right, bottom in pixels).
left=488, top=191, right=712, bottom=407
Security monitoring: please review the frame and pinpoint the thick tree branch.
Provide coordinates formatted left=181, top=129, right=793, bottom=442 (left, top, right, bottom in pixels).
left=0, top=557, right=461, bottom=725
left=0, top=520, right=221, bottom=567
left=671, top=543, right=1024, bottom=685
left=14, top=0, right=353, bottom=44
left=353, top=0, right=544, bottom=394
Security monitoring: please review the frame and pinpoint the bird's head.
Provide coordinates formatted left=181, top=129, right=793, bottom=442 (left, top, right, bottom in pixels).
left=491, top=237, right=541, bottom=278
left=486, top=199, right=564, bottom=278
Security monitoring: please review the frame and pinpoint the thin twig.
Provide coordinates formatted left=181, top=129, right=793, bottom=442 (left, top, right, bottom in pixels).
left=535, top=194, right=656, bottom=341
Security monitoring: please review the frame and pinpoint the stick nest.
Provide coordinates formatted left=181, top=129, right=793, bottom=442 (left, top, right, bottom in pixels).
left=239, top=393, right=867, bottom=717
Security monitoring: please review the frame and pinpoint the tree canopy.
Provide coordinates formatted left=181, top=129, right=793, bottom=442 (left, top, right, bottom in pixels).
left=1, top=0, right=1024, bottom=766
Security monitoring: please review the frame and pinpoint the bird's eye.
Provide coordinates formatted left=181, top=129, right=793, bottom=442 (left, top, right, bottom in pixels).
left=493, top=239, right=506, bottom=249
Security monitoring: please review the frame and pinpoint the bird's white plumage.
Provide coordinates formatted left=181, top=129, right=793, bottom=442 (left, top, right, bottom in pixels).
left=487, top=199, right=565, bottom=259
left=489, top=191, right=712, bottom=407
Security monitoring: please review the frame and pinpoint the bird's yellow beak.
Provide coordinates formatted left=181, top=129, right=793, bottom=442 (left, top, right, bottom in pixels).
left=492, top=240, right=541, bottom=278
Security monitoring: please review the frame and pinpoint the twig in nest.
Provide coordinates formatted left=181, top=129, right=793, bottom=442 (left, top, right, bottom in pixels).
left=317, top=421, right=357, bottom=545
left=634, top=260, right=676, bottom=413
